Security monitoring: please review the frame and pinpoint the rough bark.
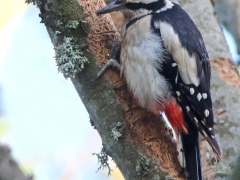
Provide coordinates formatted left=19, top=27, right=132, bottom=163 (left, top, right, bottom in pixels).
left=24, top=0, right=240, bottom=180
left=230, top=155, right=240, bottom=180
left=34, top=0, right=180, bottom=179
left=109, top=0, right=240, bottom=178
left=179, top=0, right=240, bottom=179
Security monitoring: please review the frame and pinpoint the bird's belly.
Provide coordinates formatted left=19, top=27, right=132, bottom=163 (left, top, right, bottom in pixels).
left=121, top=29, right=170, bottom=113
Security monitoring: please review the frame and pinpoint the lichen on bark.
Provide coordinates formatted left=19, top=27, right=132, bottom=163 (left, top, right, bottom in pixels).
left=28, top=0, right=172, bottom=179
left=25, top=0, right=240, bottom=179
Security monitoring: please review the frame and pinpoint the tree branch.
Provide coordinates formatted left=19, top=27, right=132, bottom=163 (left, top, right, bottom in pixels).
left=214, top=0, right=240, bottom=54
left=0, top=144, right=31, bottom=180
left=32, top=0, right=180, bottom=179
left=179, top=0, right=240, bottom=178
left=26, top=0, right=240, bottom=179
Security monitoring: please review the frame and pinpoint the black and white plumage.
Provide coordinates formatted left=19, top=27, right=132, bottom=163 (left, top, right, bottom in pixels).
left=97, top=0, right=221, bottom=179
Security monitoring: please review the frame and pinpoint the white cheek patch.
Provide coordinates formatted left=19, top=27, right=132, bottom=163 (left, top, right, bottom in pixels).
left=155, top=21, right=200, bottom=87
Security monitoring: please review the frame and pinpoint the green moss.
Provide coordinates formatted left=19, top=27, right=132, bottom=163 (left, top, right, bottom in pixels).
left=55, top=37, right=89, bottom=78
left=58, top=0, right=88, bottom=20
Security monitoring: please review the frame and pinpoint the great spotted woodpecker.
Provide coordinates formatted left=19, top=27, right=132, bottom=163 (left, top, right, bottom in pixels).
left=97, top=0, right=221, bottom=179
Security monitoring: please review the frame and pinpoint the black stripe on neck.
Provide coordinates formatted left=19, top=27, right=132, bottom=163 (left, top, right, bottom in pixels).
left=126, top=13, right=151, bottom=29
left=126, top=0, right=166, bottom=11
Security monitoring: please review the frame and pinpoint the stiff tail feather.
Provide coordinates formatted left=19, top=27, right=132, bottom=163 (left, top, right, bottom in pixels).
left=181, top=118, right=202, bottom=180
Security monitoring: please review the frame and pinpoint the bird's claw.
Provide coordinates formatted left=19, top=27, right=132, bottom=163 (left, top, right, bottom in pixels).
left=92, top=58, right=121, bottom=81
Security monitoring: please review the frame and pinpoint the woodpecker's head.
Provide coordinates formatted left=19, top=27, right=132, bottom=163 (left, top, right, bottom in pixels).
left=97, top=0, right=168, bottom=14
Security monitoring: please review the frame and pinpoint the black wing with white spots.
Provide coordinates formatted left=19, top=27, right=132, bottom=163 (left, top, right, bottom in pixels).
left=151, top=3, right=221, bottom=159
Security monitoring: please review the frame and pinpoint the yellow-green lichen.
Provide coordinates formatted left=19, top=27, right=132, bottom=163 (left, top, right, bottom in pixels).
left=55, top=37, right=89, bottom=78
left=135, top=156, right=151, bottom=177
left=214, top=164, right=232, bottom=179
left=111, top=122, right=123, bottom=141
left=93, top=147, right=112, bottom=176
left=65, top=20, right=79, bottom=29
left=26, top=0, right=90, bottom=78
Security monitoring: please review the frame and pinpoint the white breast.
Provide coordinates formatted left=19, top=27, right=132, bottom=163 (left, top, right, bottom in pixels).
left=121, top=15, right=170, bottom=112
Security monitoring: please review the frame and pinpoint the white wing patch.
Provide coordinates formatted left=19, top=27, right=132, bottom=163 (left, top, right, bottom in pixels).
left=197, top=93, right=202, bottom=101
left=154, top=21, right=200, bottom=87
left=202, top=93, right=207, bottom=99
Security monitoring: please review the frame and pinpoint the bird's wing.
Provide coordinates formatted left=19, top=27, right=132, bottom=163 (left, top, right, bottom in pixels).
left=152, top=3, right=221, bottom=158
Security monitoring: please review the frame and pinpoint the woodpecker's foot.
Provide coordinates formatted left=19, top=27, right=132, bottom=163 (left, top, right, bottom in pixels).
left=110, top=43, right=121, bottom=60
left=92, top=58, right=121, bottom=81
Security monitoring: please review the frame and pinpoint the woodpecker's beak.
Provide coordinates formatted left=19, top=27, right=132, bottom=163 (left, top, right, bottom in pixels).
left=97, top=0, right=125, bottom=15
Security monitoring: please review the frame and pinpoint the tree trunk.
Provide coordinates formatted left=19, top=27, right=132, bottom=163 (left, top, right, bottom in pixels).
left=214, top=0, right=240, bottom=54
left=0, top=145, right=30, bottom=180
left=25, top=0, right=240, bottom=179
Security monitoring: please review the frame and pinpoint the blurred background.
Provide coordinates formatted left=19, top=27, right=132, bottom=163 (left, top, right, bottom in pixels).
left=0, top=0, right=239, bottom=180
